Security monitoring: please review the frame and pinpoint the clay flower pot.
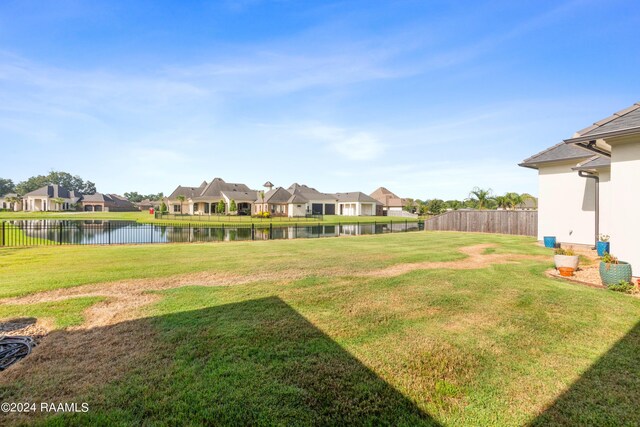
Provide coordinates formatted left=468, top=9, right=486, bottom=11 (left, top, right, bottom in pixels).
left=558, top=267, right=575, bottom=277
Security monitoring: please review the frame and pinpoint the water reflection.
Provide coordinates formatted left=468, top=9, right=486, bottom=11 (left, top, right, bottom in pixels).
left=6, top=220, right=420, bottom=245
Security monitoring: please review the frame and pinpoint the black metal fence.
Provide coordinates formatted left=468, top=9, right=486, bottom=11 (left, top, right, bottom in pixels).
left=0, top=220, right=424, bottom=247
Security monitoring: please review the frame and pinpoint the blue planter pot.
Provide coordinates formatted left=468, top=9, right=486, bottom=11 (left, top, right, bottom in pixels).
left=599, top=261, right=632, bottom=286
left=543, top=236, right=556, bottom=248
left=597, top=241, right=610, bottom=257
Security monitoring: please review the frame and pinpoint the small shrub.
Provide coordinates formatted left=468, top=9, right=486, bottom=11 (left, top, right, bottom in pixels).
left=262, top=212, right=271, bottom=218
left=598, top=234, right=610, bottom=242
left=607, top=280, right=636, bottom=294
left=554, top=248, right=575, bottom=256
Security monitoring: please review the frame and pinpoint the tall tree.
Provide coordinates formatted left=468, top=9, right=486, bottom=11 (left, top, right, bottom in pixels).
left=124, top=192, right=144, bottom=203
left=403, top=198, right=415, bottom=213
left=15, top=175, right=50, bottom=195
left=445, top=200, right=462, bottom=210
left=82, top=181, right=97, bottom=195
left=15, top=171, right=96, bottom=195
left=0, top=178, right=15, bottom=196
left=124, top=192, right=164, bottom=202
left=425, top=199, right=446, bottom=215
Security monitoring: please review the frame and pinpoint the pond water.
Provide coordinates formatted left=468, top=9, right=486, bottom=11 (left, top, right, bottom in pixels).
left=3, top=220, right=421, bottom=246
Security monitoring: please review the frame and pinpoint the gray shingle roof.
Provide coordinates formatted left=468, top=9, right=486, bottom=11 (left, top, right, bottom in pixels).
left=198, top=178, right=251, bottom=199
left=335, top=192, right=379, bottom=203
left=81, top=193, right=109, bottom=202
left=574, top=103, right=640, bottom=139
left=24, top=184, right=79, bottom=199
left=288, top=183, right=336, bottom=201
left=261, top=187, right=292, bottom=204
left=572, top=155, right=611, bottom=171
left=519, top=142, right=594, bottom=169
left=168, top=185, right=205, bottom=200
left=287, top=193, right=309, bottom=204
left=221, top=190, right=259, bottom=202
left=168, top=178, right=252, bottom=201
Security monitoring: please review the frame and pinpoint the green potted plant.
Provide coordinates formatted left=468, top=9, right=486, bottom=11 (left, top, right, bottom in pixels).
left=599, top=253, right=632, bottom=286
left=597, top=234, right=610, bottom=257
left=554, top=248, right=579, bottom=270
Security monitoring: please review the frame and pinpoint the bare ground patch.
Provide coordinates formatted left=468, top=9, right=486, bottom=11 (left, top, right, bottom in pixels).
left=361, top=244, right=548, bottom=278
left=0, top=244, right=548, bottom=332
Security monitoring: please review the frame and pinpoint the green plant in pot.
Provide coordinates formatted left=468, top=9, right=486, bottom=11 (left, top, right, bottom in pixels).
left=599, top=253, right=633, bottom=286
left=554, top=247, right=579, bottom=270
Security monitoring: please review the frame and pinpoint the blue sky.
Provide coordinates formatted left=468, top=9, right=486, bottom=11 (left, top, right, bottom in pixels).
left=1, top=0, right=639, bottom=199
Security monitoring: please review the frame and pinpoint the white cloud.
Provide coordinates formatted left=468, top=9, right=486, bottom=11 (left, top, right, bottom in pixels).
left=329, top=132, right=385, bottom=161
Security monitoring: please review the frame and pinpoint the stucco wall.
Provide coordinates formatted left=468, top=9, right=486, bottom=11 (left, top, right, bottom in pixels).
left=609, top=139, right=640, bottom=274
left=288, top=203, right=307, bottom=217
left=538, top=162, right=597, bottom=245
left=361, top=203, right=374, bottom=216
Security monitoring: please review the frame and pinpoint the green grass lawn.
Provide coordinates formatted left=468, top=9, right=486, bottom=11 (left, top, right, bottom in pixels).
left=0, top=211, right=415, bottom=226
left=0, top=232, right=639, bottom=425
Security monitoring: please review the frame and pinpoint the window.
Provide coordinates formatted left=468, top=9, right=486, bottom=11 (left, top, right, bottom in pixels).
left=173, top=204, right=181, bottom=213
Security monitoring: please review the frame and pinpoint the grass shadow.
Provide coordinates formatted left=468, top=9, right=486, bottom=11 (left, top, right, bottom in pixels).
left=530, top=320, right=640, bottom=426
left=1, top=296, right=439, bottom=425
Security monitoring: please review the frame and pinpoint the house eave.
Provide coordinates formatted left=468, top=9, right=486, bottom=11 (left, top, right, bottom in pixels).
left=564, top=126, right=640, bottom=148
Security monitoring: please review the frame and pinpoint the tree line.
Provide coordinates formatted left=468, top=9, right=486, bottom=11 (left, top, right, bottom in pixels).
left=405, top=187, right=536, bottom=216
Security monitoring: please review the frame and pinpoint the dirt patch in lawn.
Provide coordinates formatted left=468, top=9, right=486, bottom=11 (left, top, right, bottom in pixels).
left=1, top=269, right=309, bottom=330
left=0, top=244, right=548, bottom=331
left=0, top=317, right=52, bottom=338
left=362, top=244, right=548, bottom=278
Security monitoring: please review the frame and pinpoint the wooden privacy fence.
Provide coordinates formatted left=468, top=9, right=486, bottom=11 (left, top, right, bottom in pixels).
left=424, top=210, right=538, bottom=236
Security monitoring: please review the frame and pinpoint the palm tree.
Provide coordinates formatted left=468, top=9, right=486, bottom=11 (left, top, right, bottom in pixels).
left=259, top=191, right=265, bottom=214
left=493, top=195, right=511, bottom=210
left=176, top=195, right=186, bottom=214
left=52, top=197, right=65, bottom=211
left=5, top=195, right=22, bottom=211
left=503, top=192, right=523, bottom=210
left=519, top=193, right=536, bottom=209
left=468, top=187, right=493, bottom=210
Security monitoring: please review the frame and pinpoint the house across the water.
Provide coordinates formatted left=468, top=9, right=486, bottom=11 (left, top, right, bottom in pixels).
left=20, top=184, right=136, bottom=212
left=167, top=179, right=383, bottom=217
